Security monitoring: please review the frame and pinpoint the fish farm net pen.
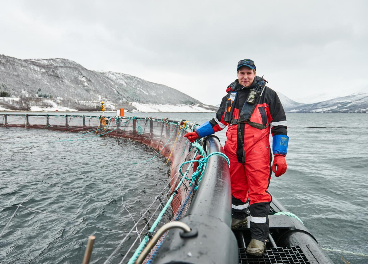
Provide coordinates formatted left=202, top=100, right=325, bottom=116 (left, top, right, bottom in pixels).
left=0, top=114, right=202, bottom=263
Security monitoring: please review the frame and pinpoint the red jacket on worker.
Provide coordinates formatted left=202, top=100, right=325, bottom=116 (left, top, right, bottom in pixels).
left=185, top=75, right=289, bottom=242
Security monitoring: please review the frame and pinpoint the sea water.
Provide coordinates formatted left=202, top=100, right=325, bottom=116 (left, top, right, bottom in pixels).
left=1, top=112, right=368, bottom=264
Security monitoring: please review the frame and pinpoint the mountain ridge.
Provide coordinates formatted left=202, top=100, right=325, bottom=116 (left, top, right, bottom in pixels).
left=287, top=92, right=368, bottom=113
left=0, top=54, right=367, bottom=113
left=0, top=54, right=210, bottom=111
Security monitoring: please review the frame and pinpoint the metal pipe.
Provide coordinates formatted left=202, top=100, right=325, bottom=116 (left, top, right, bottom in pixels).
left=237, top=231, right=247, bottom=249
left=117, top=117, right=121, bottom=129
left=135, top=221, right=191, bottom=264
left=268, top=233, right=277, bottom=248
left=166, top=123, right=169, bottom=139
left=25, top=114, right=29, bottom=127
left=82, top=235, right=95, bottom=264
left=150, top=119, right=153, bottom=136
left=133, top=119, right=137, bottom=134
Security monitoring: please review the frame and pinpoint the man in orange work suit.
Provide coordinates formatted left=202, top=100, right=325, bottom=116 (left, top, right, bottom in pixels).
left=184, top=59, right=289, bottom=256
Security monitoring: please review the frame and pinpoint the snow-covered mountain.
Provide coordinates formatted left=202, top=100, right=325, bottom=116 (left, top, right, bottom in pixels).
left=277, top=93, right=303, bottom=111
left=1, top=54, right=367, bottom=113
left=288, top=92, right=368, bottom=113
left=0, top=54, right=214, bottom=111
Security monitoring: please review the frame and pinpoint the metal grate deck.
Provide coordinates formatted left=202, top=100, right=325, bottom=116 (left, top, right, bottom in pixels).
left=239, top=246, right=310, bottom=264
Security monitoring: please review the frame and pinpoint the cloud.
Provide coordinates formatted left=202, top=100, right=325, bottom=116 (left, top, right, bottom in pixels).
left=1, top=0, right=368, bottom=105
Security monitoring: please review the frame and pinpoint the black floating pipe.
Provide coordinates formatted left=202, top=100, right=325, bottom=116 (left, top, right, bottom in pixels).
left=152, top=136, right=238, bottom=264
left=274, top=215, right=334, bottom=264
left=270, top=198, right=334, bottom=263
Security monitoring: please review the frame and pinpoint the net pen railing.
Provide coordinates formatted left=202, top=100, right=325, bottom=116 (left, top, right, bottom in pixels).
left=1, top=114, right=101, bottom=129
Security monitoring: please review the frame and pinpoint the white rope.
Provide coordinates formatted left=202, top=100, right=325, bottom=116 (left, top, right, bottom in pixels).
left=118, top=204, right=163, bottom=264
left=0, top=193, right=32, bottom=239
left=0, top=205, right=22, bottom=238
left=121, top=195, right=141, bottom=243
left=103, top=195, right=163, bottom=264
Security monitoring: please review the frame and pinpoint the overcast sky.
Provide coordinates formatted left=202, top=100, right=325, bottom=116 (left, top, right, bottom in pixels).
left=1, top=0, right=367, bottom=105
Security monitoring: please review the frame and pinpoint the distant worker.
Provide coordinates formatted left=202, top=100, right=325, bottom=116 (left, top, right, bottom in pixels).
left=99, top=116, right=108, bottom=128
left=184, top=59, right=289, bottom=256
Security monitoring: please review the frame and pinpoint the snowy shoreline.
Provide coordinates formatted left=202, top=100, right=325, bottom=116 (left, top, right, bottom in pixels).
left=130, top=102, right=214, bottom=112
left=0, top=102, right=215, bottom=113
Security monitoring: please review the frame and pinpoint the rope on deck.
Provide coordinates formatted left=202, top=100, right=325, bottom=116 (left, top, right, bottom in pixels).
left=274, top=211, right=304, bottom=224
left=179, top=143, right=230, bottom=190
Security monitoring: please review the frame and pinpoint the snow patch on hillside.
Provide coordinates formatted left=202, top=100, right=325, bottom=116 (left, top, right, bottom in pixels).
left=131, top=103, right=214, bottom=112
left=0, top=105, right=10, bottom=111
left=29, top=100, right=78, bottom=112
left=30, top=105, right=78, bottom=112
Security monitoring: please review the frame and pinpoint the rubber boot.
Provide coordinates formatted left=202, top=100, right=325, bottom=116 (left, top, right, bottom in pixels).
left=246, top=238, right=265, bottom=256
left=231, top=217, right=248, bottom=229
left=231, top=196, right=249, bottom=229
